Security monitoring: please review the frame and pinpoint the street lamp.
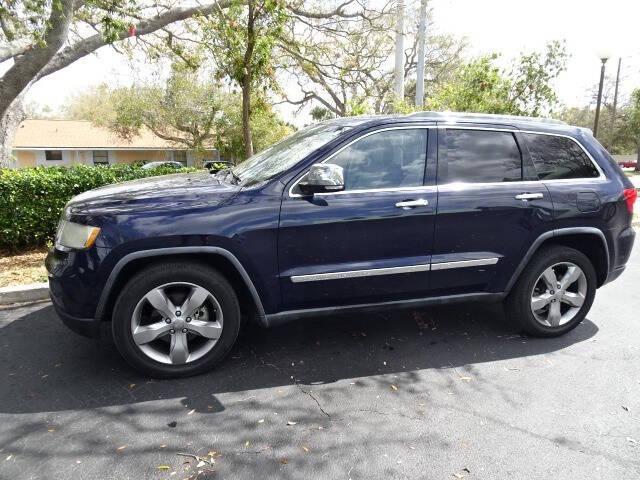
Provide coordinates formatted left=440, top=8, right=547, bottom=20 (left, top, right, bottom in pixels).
left=593, top=53, right=610, bottom=138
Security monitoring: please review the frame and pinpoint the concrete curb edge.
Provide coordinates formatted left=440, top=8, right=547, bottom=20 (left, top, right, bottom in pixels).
left=0, top=282, right=49, bottom=306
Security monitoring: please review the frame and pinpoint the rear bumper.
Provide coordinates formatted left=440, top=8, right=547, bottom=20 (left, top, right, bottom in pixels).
left=50, top=295, right=100, bottom=338
left=603, top=226, right=635, bottom=286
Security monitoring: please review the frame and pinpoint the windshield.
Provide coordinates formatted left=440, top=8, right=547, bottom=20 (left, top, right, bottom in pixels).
left=229, top=123, right=351, bottom=187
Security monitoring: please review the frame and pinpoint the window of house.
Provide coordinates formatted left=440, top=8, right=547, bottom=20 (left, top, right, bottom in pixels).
left=93, top=151, right=109, bottom=165
left=174, top=151, right=187, bottom=166
left=45, top=150, right=63, bottom=161
left=523, top=133, right=600, bottom=180
left=440, top=130, right=522, bottom=184
left=328, top=129, right=427, bottom=191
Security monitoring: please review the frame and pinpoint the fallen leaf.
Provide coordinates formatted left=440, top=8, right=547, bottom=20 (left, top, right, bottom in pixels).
left=157, top=465, right=171, bottom=471
left=458, top=376, right=472, bottom=382
left=287, top=421, right=297, bottom=426
left=245, top=441, right=250, bottom=447
left=5, top=455, right=12, bottom=461
left=160, top=444, right=167, bottom=449
left=187, top=409, right=196, bottom=415
left=116, top=445, right=127, bottom=452
left=302, top=446, right=309, bottom=452
left=47, top=428, right=55, bottom=433
left=391, top=385, right=398, bottom=391
left=76, top=460, right=82, bottom=464
left=207, top=451, right=218, bottom=457
left=129, top=383, right=135, bottom=389
left=258, top=419, right=265, bottom=423
left=280, top=458, right=289, bottom=464
left=196, top=461, right=206, bottom=468
left=452, top=474, right=464, bottom=479
left=167, top=421, right=177, bottom=428
left=41, top=374, right=48, bottom=379
left=622, top=405, right=630, bottom=412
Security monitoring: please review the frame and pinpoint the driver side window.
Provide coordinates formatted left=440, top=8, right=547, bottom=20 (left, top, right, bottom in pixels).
left=329, top=129, right=428, bottom=191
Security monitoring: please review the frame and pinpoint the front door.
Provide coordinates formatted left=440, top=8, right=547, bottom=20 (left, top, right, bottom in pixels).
left=431, top=126, right=554, bottom=295
left=278, top=127, right=437, bottom=311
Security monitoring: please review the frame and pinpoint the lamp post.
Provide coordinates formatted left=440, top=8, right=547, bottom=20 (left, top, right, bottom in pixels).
left=593, top=56, right=609, bottom=138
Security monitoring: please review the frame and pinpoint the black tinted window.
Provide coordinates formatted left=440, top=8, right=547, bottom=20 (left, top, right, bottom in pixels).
left=330, top=129, right=427, bottom=190
left=441, top=130, right=522, bottom=183
left=524, top=133, right=599, bottom=180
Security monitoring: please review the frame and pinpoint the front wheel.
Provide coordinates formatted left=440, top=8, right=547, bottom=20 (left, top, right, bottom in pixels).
left=506, top=246, right=597, bottom=337
left=112, top=262, right=241, bottom=378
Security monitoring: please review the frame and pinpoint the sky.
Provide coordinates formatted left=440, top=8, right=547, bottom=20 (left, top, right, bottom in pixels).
left=23, top=0, right=640, bottom=126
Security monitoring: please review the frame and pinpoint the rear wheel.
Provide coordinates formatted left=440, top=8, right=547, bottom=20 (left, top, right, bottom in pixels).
left=506, top=246, right=597, bottom=337
left=112, top=262, right=240, bottom=378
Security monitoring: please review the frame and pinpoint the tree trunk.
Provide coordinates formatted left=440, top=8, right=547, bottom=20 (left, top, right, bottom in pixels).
left=635, top=142, right=640, bottom=172
left=241, top=79, right=254, bottom=159
left=0, top=94, right=26, bottom=168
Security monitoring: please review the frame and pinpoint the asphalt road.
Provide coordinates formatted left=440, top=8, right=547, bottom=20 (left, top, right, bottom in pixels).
left=1, top=246, right=639, bottom=480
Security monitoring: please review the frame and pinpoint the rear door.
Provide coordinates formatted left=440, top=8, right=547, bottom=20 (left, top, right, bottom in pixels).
left=278, top=126, right=438, bottom=311
left=432, top=126, right=554, bottom=295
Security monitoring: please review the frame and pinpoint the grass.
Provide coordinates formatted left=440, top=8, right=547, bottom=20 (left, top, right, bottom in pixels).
left=0, top=247, right=48, bottom=288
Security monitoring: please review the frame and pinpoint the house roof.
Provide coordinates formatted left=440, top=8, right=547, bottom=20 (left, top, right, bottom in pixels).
left=12, top=119, right=191, bottom=150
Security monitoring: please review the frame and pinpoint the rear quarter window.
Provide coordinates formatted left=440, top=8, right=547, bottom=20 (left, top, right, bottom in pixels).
left=523, top=133, right=600, bottom=180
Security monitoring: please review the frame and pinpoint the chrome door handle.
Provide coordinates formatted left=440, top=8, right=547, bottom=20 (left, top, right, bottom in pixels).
left=515, top=193, right=544, bottom=201
left=395, top=199, right=429, bottom=209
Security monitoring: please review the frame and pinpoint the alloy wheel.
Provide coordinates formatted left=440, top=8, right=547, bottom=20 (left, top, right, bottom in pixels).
left=130, top=282, right=223, bottom=364
left=530, top=262, right=588, bottom=327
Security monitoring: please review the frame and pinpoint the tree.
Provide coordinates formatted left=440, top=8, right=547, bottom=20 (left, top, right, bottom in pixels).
left=0, top=0, right=358, bottom=165
left=65, top=75, right=293, bottom=162
left=279, top=1, right=465, bottom=116
left=427, top=41, right=569, bottom=117
left=559, top=77, right=638, bottom=155
left=200, top=0, right=287, bottom=158
left=624, top=89, right=640, bottom=172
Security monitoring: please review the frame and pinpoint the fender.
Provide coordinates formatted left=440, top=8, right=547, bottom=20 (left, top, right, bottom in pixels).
left=504, top=227, right=610, bottom=294
left=95, top=247, right=267, bottom=326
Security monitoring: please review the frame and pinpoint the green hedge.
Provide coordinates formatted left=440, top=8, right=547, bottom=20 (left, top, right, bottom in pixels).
left=0, top=164, right=197, bottom=250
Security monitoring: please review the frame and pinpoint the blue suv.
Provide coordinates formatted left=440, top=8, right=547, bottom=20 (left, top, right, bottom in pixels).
left=46, top=112, right=637, bottom=377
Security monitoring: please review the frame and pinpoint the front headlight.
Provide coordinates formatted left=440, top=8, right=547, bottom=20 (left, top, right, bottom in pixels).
left=55, top=220, right=101, bottom=250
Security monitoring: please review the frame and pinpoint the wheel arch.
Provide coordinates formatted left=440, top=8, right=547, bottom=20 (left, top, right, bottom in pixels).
left=96, top=247, right=267, bottom=327
left=505, top=227, right=610, bottom=294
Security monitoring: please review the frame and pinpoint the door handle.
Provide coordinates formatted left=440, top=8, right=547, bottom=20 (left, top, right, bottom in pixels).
left=395, top=199, right=429, bottom=209
left=515, top=193, right=544, bottom=201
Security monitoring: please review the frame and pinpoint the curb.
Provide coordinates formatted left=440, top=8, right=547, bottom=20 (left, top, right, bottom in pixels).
left=0, top=282, right=49, bottom=306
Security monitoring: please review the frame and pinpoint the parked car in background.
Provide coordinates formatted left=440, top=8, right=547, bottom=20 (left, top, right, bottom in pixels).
left=141, top=161, right=184, bottom=170
left=617, top=160, right=638, bottom=169
left=47, top=112, right=636, bottom=378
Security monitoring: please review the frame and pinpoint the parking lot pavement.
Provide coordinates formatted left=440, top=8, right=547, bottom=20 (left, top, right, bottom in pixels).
left=1, top=247, right=639, bottom=480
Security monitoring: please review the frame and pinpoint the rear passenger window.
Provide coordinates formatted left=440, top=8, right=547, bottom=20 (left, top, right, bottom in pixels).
left=441, top=130, right=522, bottom=184
left=523, top=133, right=600, bottom=180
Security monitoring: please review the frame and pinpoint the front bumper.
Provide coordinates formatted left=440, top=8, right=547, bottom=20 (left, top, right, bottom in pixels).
left=46, top=247, right=104, bottom=338
left=50, top=294, right=100, bottom=338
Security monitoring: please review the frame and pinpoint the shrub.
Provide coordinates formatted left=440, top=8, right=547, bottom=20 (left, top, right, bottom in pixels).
left=0, top=164, right=197, bottom=250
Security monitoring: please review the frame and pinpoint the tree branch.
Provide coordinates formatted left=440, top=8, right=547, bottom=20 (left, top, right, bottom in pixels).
left=0, top=0, right=75, bottom=115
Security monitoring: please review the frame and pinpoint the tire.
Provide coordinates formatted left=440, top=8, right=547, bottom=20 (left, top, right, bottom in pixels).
left=505, top=245, right=597, bottom=337
left=112, top=262, right=241, bottom=378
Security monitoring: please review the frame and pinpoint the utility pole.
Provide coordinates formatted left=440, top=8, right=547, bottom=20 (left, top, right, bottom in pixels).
left=394, top=0, right=405, bottom=100
left=610, top=57, right=622, bottom=140
left=593, top=56, right=609, bottom=138
left=415, top=0, right=427, bottom=107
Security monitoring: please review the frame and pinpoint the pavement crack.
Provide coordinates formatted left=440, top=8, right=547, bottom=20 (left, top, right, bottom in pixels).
left=295, top=382, right=331, bottom=420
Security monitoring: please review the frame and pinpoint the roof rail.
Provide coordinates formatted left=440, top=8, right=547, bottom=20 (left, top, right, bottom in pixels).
left=408, top=111, right=567, bottom=125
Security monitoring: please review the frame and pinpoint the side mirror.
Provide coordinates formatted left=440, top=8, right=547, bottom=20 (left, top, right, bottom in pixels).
left=298, top=163, right=345, bottom=195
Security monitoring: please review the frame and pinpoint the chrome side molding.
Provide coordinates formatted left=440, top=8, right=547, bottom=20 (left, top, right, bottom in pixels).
left=290, top=257, right=500, bottom=283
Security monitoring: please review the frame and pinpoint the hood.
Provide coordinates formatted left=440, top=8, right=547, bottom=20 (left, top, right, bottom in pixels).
left=66, top=172, right=240, bottom=218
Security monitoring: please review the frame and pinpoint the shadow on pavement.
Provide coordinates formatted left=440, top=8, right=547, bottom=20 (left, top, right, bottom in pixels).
left=0, top=302, right=598, bottom=415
